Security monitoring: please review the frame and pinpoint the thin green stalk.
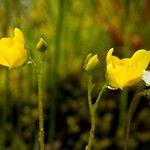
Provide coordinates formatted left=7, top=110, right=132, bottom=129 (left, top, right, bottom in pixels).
left=124, top=91, right=145, bottom=150
left=118, top=89, right=128, bottom=137
left=14, top=0, right=21, bottom=26
left=0, top=69, right=10, bottom=150
left=86, top=77, right=107, bottom=150
left=0, top=0, right=10, bottom=149
left=13, top=0, right=22, bottom=140
left=117, top=1, right=133, bottom=148
left=88, top=77, right=93, bottom=113
left=86, top=108, right=96, bottom=150
left=2, top=0, right=10, bottom=36
left=48, top=0, right=65, bottom=144
left=38, top=63, right=44, bottom=150
left=36, top=38, right=47, bottom=150
left=94, top=83, right=107, bottom=110
left=55, top=0, right=64, bottom=74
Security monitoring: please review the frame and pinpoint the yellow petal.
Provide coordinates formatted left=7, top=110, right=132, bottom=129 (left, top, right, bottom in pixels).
left=106, top=48, right=120, bottom=88
left=8, top=44, right=26, bottom=69
left=124, top=49, right=150, bottom=86
left=130, top=49, right=150, bottom=76
left=106, top=48, right=129, bottom=89
left=14, top=28, right=24, bottom=43
left=0, top=40, right=11, bottom=67
left=106, top=48, right=114, bottom=65
left=0, top=38, right=13, bottom=46
left=106, top=64, right=120, bottom=88
left=0, top=54, right=9, bottom=67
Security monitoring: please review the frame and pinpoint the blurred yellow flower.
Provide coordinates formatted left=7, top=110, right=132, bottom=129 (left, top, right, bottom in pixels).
left=106, top=48, right=150, bottom=89
left=0, top=28, right=26, bottom=69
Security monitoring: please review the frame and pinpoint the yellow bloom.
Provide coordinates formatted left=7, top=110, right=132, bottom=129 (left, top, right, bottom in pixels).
left=106, top=48, right=150, bottom=89
left=0, top=28, right=26, bottom=69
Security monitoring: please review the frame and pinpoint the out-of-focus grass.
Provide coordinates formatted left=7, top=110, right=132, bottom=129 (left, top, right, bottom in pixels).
left=0, top=0, right=149, bottom=149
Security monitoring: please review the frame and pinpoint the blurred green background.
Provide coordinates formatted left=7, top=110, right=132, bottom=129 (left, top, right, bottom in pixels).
left=0, top=0, right=150, bottom=149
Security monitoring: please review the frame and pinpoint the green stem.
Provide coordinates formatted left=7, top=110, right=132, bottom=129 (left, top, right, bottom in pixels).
left=124, top=91, right=145, bottom=150
left=94, top=83, right=107, bottom=110
left=118, top=89, right=128, bottom=137
left=88, top=77, right=93, bottom=114
left=55, top=0, right=64, bottom=74
left=87, top=108, right=96, bottom=150
left=0, top=0, right=10, bottom=148
left=14, top=0, right=21, bottom=26
left=48, top=0, right=64, bottom=144
left=38, top=64, right=44, bottom=150
left=86, top=77, right=107, bottom=150
left=0, top=69, right=10, bottom=150
left=2, top=0, right=10, bottom=36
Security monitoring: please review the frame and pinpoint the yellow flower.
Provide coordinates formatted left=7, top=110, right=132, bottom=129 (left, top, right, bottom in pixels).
left=106, top=48, right=150, bottom=89
left=0, top=28, right=26, bottom=69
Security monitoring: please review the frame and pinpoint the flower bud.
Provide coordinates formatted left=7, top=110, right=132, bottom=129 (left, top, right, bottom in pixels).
left=36, top=38, right=48, bottom=53
left=84, top=53, right=99, bottom=73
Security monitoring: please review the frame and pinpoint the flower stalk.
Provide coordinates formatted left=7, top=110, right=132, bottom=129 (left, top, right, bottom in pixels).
left=38, top=63, right=44, bottom=150
left=0, top=0, right=10, bottom=148
left=36, top=37, right=48, bottom=150
left=86, top=77, right=107, bottom=150
left=124, top=91, right=145, bottom=150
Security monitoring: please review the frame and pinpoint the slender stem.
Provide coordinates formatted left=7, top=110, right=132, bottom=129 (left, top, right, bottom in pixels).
left=48, top=0, right=64, bottom=143
left=2, top=0, right=10, bottom=36
left=124, top=91, right=145, bottom=150
left=118, top=89, right=128, bottom=142
left=55, top=0, right=64, bottom=74
left=86, top=77, right=95, bottom=150
left=0, top=0, right=10, bottom=149
left=14, top=0, right=21, bottom=26
left=88, top=77, right=93, bottom=114
left=86, top=77, right=107, bottom=150
left=94, top=83, right=107, bottom=110
left=38, top=64, right=44, bottom=150
left=0, top=69, right=10, bottom=150
left=87, top=108, right=96, bottom=150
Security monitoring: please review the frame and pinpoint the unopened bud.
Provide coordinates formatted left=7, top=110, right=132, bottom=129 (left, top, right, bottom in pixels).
left=84, top=53, right=99, bottom=72
left=36, top=38, right=48, bottom=53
